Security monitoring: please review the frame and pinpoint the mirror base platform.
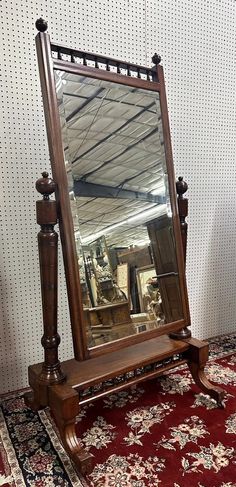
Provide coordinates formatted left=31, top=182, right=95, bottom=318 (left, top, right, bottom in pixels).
left=25, top=334, right=226, bottom=475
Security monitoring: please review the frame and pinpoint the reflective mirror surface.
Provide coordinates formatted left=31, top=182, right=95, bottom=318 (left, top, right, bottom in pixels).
left=55, top=70, right=183, bottom=347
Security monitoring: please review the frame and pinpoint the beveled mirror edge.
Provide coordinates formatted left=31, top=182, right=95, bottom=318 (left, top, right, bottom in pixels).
left=35, top=25, right=191, bottom=361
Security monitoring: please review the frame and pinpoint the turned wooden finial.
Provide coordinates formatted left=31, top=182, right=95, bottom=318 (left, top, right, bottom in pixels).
left=35, top=18, right=48, bottom=32
left=152, top=53, right=161, bottom=65
left=36, top=172, right=56, bottom=200
left=176, top=176, right=188, bottom=199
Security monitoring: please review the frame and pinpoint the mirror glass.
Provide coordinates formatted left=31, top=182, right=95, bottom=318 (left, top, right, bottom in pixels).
left=55, top=70, right=183, bottom=347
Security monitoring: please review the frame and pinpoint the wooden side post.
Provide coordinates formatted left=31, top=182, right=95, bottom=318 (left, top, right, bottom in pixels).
left=170, top=177, right=191, bottom=339
left=176, top=177, right=188, bottom=266
left=36, top=171, right=65, bottom=384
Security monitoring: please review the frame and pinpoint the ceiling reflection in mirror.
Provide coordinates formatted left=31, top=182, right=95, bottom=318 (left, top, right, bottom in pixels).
left=55, top=70, right=183, bottom=347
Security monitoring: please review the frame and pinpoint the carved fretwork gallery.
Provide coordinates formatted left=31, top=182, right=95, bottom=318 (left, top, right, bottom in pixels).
left=24, top=18, right=225, bottom=475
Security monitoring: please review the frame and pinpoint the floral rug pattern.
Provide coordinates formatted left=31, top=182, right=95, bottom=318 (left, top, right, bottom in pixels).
left=0, top=333, right=236, bottom=486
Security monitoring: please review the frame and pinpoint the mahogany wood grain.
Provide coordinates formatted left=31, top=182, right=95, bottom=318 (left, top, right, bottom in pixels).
left=51, top=41, right=153, bottom=72
left=176, top=177, right=188, bottom=265
left=89, top=319, right=189, bottom=358
left=36, top=28, right=192, bottom=358
left=49, top=384, right=93, bottom=474
left=29, top=335, right=189, bottom=390
left=25, top=23, right=226, bottom=474
left=53, top=59, right=160, bottom=91
left=36, top=172, right=65, bottom=385
left=169, top=177, right=191, bottom=339
left=78, top=359, right=188, bottom=405
left=185, top=338, right=225, bottom=408
left=156, top=64, right=191, bottom=330
left=35, top=32, right=88, bottom=360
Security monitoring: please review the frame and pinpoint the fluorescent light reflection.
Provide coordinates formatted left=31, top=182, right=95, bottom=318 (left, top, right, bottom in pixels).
left=76, top=203, right=167, bottom=245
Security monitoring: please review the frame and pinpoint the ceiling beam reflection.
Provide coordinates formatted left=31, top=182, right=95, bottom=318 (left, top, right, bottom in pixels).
left=74, top=180, right=165, bottom=204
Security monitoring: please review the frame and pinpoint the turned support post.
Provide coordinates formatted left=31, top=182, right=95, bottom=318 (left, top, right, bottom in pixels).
left=36, top=171, right=65, bottom=384
left=176, top=176, right=188, bottom=267
left=170, top=177, right=191, bottom=339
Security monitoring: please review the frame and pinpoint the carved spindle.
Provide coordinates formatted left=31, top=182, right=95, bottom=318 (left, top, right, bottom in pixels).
left=176, top=176, right=188, bottom=265
left=36, top=172, right=65, bottom=384
left=151, top=52, right=161, bottom=82
left=170, top=176, right=191, bottom=340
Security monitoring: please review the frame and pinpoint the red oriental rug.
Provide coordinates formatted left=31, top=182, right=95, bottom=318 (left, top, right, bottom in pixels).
left=1, top=333, right=236, bottom=487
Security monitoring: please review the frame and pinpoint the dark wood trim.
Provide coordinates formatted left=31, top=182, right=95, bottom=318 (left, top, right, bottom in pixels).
left=35, top=31, right=191, bottom=358
left=53, top=59, right=161, bottom=91
left=88, top=319, right=187, bottom=358
left=176, top=177, right=188, bottom=265
left=36, top=172, right=66, bottom=384
left=25, top=26, right=226, bottom=474
left=28, top=334, right=226, bottom=405
left=27, top=332, right=226, bottom=473
left=35, top=32, right=88, bottom=360
left=170, top=177, right=191, bottom=339
left=78, top=359, right=188, bottom=405
left=51, top=41, right=153, bottom=73
left=29, top=335, right=190, bottom=390
left=157, top=64, right=191, bottom=327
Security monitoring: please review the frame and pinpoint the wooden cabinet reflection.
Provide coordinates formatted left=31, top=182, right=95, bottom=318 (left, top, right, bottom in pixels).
left=147, top=215, right=183, bottom=322
left=84, top=300, right=159, bottom=347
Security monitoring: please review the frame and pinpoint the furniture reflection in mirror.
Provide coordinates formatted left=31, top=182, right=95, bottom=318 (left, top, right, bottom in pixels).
left=57, top=69, right=185, bottom=346
left=136, top=265, right=165, bottom=322
left=116, top=263, right=129, bottom=302
left=147, top=214, right=183, bottom=322
left=25, top=19, right=225, bottom=475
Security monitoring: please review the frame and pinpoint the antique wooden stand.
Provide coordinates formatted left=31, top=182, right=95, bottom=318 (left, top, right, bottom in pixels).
left=24, top=19, right=225, bottom=475
left=25, top=172, right=225, bottom=475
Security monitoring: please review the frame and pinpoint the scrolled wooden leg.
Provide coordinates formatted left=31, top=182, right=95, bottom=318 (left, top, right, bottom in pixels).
left=49, top=384, right=92, bottom=475
left=186, top=338, right=226, bottom=408
left=188, top=362, right=225, bottom=408
left=59, top=421, right=92, bottom=474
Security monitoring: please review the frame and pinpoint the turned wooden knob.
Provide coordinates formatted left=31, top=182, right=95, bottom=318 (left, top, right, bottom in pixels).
left=176, top=176, right=188, bottom=198
left=35, top=18, right=48, bottom=32
left=36, top=172, right=56, bottom=199
left=152, top=53, right=161, bottom=65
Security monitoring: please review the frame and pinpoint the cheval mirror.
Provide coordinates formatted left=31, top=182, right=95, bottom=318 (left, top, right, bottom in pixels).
left=25, top=18, right=225, bottom=474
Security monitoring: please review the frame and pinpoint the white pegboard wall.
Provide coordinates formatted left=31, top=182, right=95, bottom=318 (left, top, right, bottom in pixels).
left=0, top=0, right=236, bottom=393
left=157, top=0, right=236, bottom=340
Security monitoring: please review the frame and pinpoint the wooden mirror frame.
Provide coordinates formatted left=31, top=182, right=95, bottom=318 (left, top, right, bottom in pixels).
left=25, top=19, right=225, bottom=475
left=35, top=20, right=191, bottom=360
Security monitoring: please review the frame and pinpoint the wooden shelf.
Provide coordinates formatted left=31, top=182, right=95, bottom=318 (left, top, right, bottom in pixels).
left=29, top=335, right=189, bottom=391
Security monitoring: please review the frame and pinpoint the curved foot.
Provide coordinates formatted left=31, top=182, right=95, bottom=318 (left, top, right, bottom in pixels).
left=24, top=390, right=44, bottom=411
left=186, top=338, right=226, bottom=408
left=188, top=362, right=226, bottom=408
left=49, top=384, right=93, bottom=475
left=60, top=422, right=93, bottom=475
